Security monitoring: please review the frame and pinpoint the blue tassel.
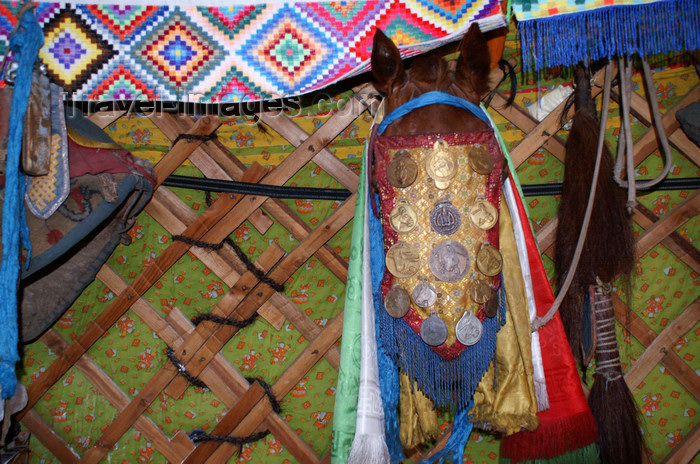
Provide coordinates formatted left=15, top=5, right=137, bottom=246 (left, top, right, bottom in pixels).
left=0, top=9, right=43, bottom=398
left=370, top=198, right=405, bottom=463
left=377, top=307, right=500, bottom=410
left=519, top=0, right=700, bottom=72
left=420, top=404, right=474, bottom=464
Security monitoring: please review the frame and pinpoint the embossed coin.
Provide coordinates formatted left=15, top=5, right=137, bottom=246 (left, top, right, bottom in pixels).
left=385, top=285, right=411, bottom=318
left=420, top=311, right=448, bottom=346
left=433, top=179, right=452, bottom=190
left=469, top=280, right=491, bottom=305
left=412, top=282, right=437, bottom=308
left=455, top=310, right=483, bottom=346
left=476, top=243, right=503, bottom=277
left=484, top=288, right=499, bottom=318
left=426, top=140, right=457, bottom=184
left=468, top=145, right=494, bottom=175
left=387, top=151, right=418, bottom=188
left=430, top=199, right=461, bottom=235
left=469, top=199, right=498, bottom=230
left=389, top=200, right=418, bottom=234
left=429, top=240, right=470, bottom=282
left=386, top=241, right=421, bottom=278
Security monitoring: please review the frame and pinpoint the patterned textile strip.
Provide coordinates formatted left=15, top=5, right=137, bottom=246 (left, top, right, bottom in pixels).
left=0, top=0, right=506, bottom=102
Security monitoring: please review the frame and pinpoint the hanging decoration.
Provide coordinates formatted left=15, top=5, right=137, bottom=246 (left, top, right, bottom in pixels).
left=512, top=0, right=700, bottom=72
left=0, top=5, right=43, bottom=399
left=553, top=66, right=645, bottom=464
left=0, top=0, right=507, bottom=102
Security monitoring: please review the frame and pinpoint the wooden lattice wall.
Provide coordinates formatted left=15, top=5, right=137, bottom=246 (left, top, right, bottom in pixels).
left=14, top=59, right=700, bottom=463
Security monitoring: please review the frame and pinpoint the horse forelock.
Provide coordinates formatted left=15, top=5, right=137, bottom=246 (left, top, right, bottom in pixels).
left=382, top=54, right=487, bottom=135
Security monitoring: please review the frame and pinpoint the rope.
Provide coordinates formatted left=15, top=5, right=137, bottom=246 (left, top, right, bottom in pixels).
left=593, top=282, right=623, bottom=382
left=166, top=347, right=208, bottom=389
left=172, top=234, right=223, bottom=250
left=171, top=132, right=217, bottom=146
left=171, top=229, right=284, bottom=293
left=162, top=174, right=352, bottom=201
left=191, top=312, right=258, bottom=328
left=614, top=55, right=637, bottom=211
left=613, top=56, right=674, bottom=210
left=189, top=429, right=270, bottom=445
left=186, top=377, right=281, bottom=447
left=531, top=63, right=613, bottom=332
left=483, top=59, right=517, bottom=109
left=245, top=377, right=282, bottom=414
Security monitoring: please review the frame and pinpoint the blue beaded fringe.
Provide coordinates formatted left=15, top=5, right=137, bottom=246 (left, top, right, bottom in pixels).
left=519, top=0, right=700, bottom=71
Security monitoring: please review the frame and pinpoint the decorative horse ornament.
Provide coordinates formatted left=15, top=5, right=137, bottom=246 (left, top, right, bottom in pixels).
left=359, top=23, right=543, bottom=463
left=344, top=22, right=599, bottom=464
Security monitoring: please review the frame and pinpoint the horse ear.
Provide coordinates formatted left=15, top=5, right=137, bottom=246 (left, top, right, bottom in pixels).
left=455, top=23, right=491, bottom=98
left=371, top=28, right=405, bottom=93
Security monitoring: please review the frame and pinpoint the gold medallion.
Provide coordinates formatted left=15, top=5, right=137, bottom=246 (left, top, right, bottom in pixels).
left=476, top=243, right=503, bottom=277
left=468, top=279, right=491, bottom=304
left=425, top=139, right=457, bottom=185
left=467, top=145, right=494, bottom=175
left=387, top=150, right=418, bottom=188
left=433, top=179, right=452, bottom=190
left=469, top=198, right=498, bottom=230
left=389, top=200, right=418, bottom=234
left=386, top=241, right=421, bottom=278
left=484, top=288, right=499, bottom=318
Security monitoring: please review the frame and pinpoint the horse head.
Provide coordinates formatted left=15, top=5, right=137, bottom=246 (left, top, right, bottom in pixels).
left=371, top=23, right=492, bottom=136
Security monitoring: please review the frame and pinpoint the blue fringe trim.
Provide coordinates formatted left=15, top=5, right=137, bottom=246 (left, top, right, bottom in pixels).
left=519, top=0, right=700, bottom=71
left=378, top=285, right=505, bottom=410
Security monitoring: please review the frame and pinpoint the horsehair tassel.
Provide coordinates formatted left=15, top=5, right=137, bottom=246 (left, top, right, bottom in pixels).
left=552, top=63, right=642, bottom=464
left=551, top=64, right=635, bottom=358
left=532, top=63, right=612, bottom=334
left=588, top=282, right=646, bottom=464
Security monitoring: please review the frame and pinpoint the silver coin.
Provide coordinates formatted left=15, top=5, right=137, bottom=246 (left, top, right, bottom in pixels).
left=412, top=282, right=437, bottom=308
left=420, top=311, right=448, bottom=346
left=430, top=199, right=461, bottom=235
left=385, top=285, right=411, bottom=318
left=455, top=310, right=483, bottom=346
left=429, top=240, right=470, bottom=282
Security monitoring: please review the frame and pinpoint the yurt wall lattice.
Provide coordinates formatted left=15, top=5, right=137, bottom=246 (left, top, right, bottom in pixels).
left=18, top=86, right=379, bottom=463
